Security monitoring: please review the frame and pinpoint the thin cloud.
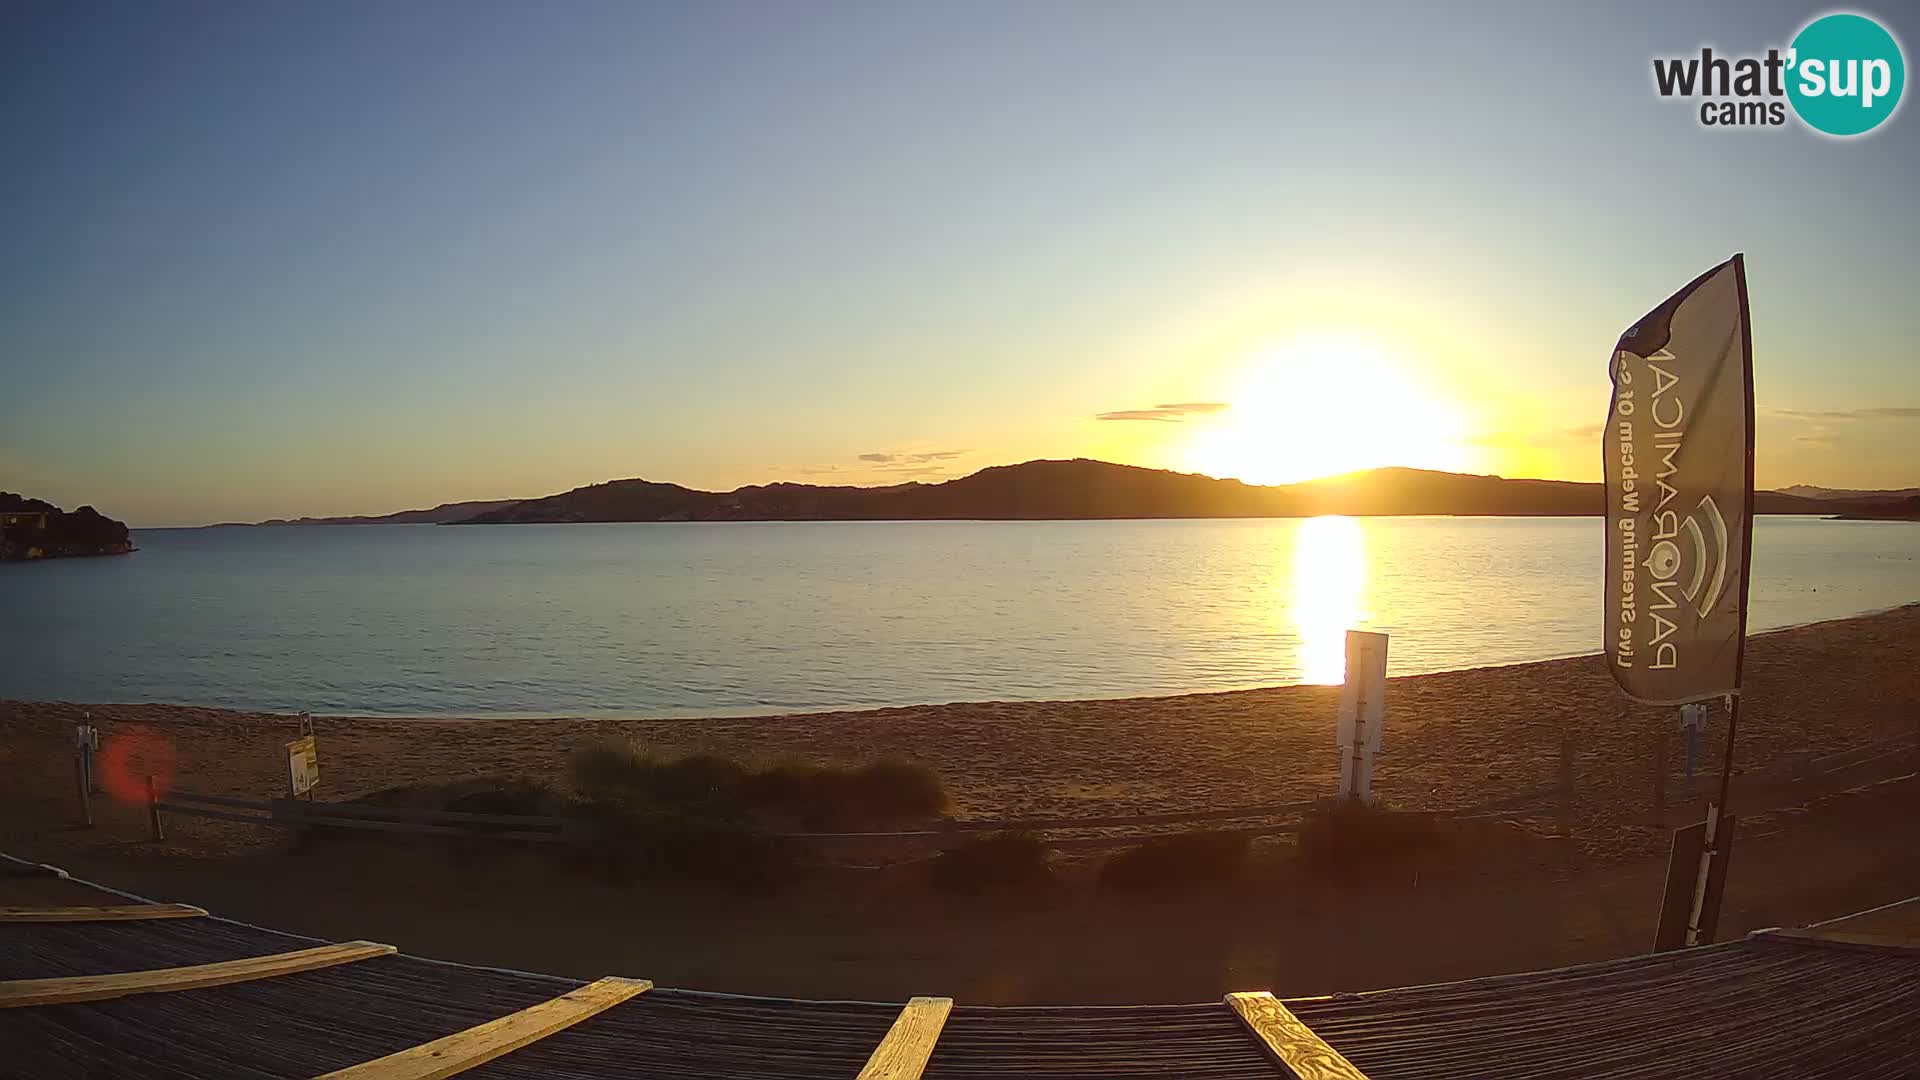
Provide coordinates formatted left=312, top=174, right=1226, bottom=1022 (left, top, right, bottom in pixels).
left=1095, top=402, right=1230, bottom=422
left=859, top=449, right=970, bottom=465
left=1769, top=406, right=1920, bottom=421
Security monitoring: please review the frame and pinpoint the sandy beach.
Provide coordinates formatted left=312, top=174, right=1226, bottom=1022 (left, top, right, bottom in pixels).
left=3, top=605, right=1918, bottom=1002
left=7, top=603, right=1918, bottom=858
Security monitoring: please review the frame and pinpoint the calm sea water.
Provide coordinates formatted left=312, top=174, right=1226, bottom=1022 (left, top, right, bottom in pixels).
left=1, top=517, right=1914, bottom=718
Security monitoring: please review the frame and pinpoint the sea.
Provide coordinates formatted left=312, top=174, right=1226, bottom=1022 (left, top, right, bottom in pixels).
left=2, top=516, right=1914, bottom=718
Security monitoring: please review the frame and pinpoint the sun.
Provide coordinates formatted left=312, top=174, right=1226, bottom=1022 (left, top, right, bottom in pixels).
left=1181, top=331, right=1477, bottom=485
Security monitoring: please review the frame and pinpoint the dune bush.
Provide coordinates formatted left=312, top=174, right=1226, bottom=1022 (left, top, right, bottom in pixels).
left=571, top=740, right=946, bottom=827
left=1294, top=800, right=1441, bottom=879
left=1097, top=830, right=1251, bottom=890
left=929, top=830, right=1051, bottom=893
left=571, top=798, right=790, bottom=892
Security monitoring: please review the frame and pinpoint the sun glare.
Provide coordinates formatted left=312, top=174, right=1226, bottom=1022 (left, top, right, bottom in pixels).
left=1290, top=515, right=1369, bottom=684
left=1183, top=332, right=1475, bottom=486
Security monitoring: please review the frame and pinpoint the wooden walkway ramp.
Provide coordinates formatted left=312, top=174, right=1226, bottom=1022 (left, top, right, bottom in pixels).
left=2, top=855, right=1917, bottom=1079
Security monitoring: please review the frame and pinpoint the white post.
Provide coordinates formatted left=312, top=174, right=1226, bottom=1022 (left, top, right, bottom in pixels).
left=1335, top=630, right=1389, bottom=804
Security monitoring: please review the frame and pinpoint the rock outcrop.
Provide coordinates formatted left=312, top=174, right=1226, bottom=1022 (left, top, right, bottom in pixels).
left=0, top=494, right=135, bottom=560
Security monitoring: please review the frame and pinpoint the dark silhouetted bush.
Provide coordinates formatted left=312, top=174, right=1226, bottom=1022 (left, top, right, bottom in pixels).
left=573, top=740, right=945, bottom=828
left=572, top=799, right=790, bottom=893
left=1098, top=830, right=1251, bottom=890
left=845, top=756, right=948, bottom=819
left=1295, top=801, right=1441, bottom=878
left=930, top=831, right=1051, bottom=893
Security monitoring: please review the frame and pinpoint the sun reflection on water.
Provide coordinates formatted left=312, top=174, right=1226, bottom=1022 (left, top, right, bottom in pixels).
left=1292, top=516, right=1370, bottom=684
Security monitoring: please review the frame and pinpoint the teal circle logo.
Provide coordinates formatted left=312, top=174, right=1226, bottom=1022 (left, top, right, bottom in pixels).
left=1787, top=13, right=1906, bottom=136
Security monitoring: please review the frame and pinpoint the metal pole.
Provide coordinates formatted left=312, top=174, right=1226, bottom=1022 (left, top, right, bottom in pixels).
left=1686, top=254, right=1757, bottom=945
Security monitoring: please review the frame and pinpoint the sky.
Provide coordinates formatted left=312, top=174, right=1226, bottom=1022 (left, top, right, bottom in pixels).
left=3, top=1, right=1916, bottom=526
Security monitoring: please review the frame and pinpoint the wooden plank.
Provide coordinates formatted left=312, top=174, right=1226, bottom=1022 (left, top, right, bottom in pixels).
left=275, top=798, right=569, bottom=830
left=270, top=813, right=571, bottom=844
left=151, top=803, right=277, bottom=827
left=0, top=861, right=69, bottom=879
left=856, top=996, right=953, bottom=1080
left=160, top=791, right=278, bottom=811
left=0, top=940, right=394, bottom=1008
left=315, top=976, right=651, bottom=1079
left=0, top=904, right=207, bottom=923
left=1225, top=991, right=1371, bottom=1080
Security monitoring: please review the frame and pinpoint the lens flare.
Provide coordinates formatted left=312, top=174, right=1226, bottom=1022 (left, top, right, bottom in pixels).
left=97, top=725, right=178, bottom=806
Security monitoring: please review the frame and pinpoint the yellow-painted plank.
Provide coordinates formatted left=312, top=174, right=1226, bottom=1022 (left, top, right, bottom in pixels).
left=1226, top=991, right=1371, bottom=1080
left=314, top=976, right=651, bottom=1080
left=856, top=996, right=953, bottom=1080
left=0, top=904, right=208, bottom=923
left=0, top=941, right=395, bottom=1008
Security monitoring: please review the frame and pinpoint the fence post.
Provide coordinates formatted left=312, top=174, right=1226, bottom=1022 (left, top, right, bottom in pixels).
left=74, top=755, right=93, bottom=828
left=1653, top=730, right=1668, bottom=828
left=146, top=775, right=165, bottom=842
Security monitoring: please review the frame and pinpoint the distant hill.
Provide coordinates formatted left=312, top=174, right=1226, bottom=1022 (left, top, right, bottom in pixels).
left=1780, top=484, right=1920, bottom=501
left=213, top=499, right=523, bottom=527
left=448, top=459, right=1908, bottom=524
left=1831, top=495, right=1920, bottom=521
left=0, top=493, right=134, bottom=560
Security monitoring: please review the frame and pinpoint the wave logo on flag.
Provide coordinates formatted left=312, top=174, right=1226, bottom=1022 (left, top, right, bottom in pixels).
left=1604, top=257, right=1754, bottom=706
left=1649, top=11, right=1905, bottom=136
left=1644, top=492, right=1730, bottom=619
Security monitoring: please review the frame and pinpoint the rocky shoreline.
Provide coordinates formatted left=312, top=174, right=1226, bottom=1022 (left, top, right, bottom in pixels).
left=0, top=494, right=134, bottom=561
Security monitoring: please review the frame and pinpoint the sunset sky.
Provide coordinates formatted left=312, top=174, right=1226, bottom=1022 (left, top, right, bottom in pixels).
left=4, top=1, right=1916, bottom=526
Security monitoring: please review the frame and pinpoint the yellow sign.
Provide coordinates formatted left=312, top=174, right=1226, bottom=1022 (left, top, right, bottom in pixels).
left=287, top=735, right=319, bottom=796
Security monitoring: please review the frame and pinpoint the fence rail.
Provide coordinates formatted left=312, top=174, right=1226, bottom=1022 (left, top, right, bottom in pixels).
left=130, top=727, right=1919, bottom=852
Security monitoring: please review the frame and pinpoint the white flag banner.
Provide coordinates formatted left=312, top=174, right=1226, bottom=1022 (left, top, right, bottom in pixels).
left=1603, top=255, right=1755, bottom=705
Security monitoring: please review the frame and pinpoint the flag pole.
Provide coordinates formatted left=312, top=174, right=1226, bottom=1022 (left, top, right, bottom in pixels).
left=1687, top=252, right=1755, bottom=946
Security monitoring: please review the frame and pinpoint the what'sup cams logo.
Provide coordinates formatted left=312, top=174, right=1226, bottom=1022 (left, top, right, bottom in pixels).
left=1652, top=11, right=1905, bottom=136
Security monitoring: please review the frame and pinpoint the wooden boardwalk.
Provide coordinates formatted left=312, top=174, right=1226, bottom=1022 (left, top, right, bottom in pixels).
left=2, top=853, right=1917, bottom=1079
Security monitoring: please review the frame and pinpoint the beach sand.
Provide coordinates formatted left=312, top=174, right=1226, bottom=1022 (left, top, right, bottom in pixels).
left=2, top=605, right=1918, bottom=1001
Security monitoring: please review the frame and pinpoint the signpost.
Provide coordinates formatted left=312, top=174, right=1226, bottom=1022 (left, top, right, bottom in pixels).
left=1336, top=630, right=1389, bottom=804
left=1679, top=701, right=1710, bottom=780
left=287, top=735, right=319, bottom=798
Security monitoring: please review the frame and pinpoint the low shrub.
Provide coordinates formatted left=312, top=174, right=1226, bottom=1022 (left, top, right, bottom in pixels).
left=930, top=831, right=1051, bottom=893
left=1294, top=800, right=1441, bottom=878
left=844, top=756, right=948, bottom=820
left=573, top=799, right=790, bottom=893
left=569, top=740, right=748, bottom=811
left=572, top=740, right=946, bottom=828
left=1098, top=830, right=1251, bottom=890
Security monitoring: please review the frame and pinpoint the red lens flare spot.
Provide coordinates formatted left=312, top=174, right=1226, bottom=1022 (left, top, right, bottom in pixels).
left=97, top=725, right=178, bottom=806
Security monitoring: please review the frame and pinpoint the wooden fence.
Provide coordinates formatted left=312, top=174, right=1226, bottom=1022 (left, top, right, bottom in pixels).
left=134, top=727, right=1918, bottom=854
